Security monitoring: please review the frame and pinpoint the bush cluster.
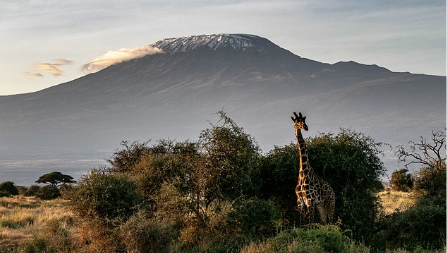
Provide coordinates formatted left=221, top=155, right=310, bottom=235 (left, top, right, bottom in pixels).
left=61, top=112, right=397, bottom=252
left=3, top=113, right=443, bottom=252
left=376, top=164, right=446, bottom=251
left=0, top=181, right=19, bottom=197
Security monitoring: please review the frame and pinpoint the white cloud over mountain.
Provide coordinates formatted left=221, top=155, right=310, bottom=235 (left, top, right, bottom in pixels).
left=81, top=46, right=163, bottom=74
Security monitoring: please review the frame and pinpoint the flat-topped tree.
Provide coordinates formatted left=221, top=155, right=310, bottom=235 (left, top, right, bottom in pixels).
left=36, top=172, right=76, bottom=188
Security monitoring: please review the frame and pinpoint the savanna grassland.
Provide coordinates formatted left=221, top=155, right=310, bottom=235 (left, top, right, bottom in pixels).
left=0, top=113, right=445, bottom=252
left=0, top=191, right=443, bottom=253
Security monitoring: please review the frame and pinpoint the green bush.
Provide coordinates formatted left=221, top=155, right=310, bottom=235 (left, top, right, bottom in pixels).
left=260, top=129, right=386, bottom=241
left=0, top=181, right=19, bottom=197
left=413, top=165, right=446, bottom=198
left=36, top=185, right=60, bottom=200
left=390, top=169, right=414, bottom=192
left=228, top=198, right=280, bottom=236
left=199, top=111, right=261, bottom=203
left=382, top=203, right=446, bottom=251
left=66, top=169, right=144, bottom=225
left=119, top=211, right=177, bottom=253
left=306, top=130, right=385, bottom=241
left=24, top=185, right=41, bottom=196
left=242, top=225, right=368, bottom=253
left=20, top=237, right=49, bottom=253
left=260, top=144, right=301, bottom=225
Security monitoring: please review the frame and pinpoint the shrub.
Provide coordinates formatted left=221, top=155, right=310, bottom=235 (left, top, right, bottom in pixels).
left=24, top=185, right=41, bottom=196
left=36, top=185, right=60, bottom=200
left=108, top=140, right=151, bottom=173
left=227, top=198, right=279, bottom=236
left=241, top=225, right=366, bottom=253
left=66, top=169, right=144, bottom=225
left=382, top=203, right=446, bottom=250
left=413, top=165, right=446, bottom=199
left=19, top=238, right=48, bottom=253
left=306, top=129, right=386, bottom=241
left=260, top=144, right=301, bottom=225
left=119, top=211, right=176, bottom=253
left=199, top=111, right=261, bottom=203
left=0, top=181, right=19, bottom=197
left=390, top=169, right=413, bottom=192
left=260, top=129, right=386, bottom=241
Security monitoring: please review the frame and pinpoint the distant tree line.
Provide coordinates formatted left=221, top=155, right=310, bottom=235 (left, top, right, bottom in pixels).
left=0, top=172, right=75, bottom=199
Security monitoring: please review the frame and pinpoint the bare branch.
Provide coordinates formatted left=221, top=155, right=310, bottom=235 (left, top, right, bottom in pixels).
left=395, top=130, right=446, bottom=170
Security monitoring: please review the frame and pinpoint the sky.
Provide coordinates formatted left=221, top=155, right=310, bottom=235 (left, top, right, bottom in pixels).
left=1, top=0, right=445, bottom=95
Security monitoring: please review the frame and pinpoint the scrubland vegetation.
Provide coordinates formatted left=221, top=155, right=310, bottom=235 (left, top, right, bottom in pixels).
left=0, top=112, right=445, bottom=252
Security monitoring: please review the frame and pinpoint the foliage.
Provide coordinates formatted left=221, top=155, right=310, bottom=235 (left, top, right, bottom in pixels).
left=0, top=182, right=19, bottom=197
left=119, top=211, right=177, bottom=253
left=260, top=144, right=301, bottom=225
left=3, top=113, right=442, bottom=252
left=390, top=169, right=414, bottom=192
left=107, top=140, right=152, bottom=173
left=227, top=198, right=280, bottom=236
left=306, top=129, right=386, bottom=240
left=395, top=130, right=446, bottom=198
left=23, top=185, right=41, bottom=197
left=376, top=131, right=447, bottom=251
left=35, top=172, right=75, bottom=188
left=36, top=185, right=60, bottom=200
left=260, top=129, right=386, bottom=240
left=240, top=225, right=370, bottom=253
left=380, top=203, right=446, bottom=251
left=65, top=169, right=144, bottom=225
left=199, top=111, right=261, bottom=203
left=412, top=165, right=446, bottom=200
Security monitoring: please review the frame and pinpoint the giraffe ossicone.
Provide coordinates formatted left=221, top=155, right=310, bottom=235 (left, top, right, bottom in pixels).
left=292, top=112, right=335, bottom=225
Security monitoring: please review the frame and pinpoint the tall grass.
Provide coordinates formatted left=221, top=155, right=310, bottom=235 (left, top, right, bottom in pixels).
left=0, top=196, right=76, bottom=252
left=378, top=190, right=417, bottom=214
left=0, top=193, right=444, bottom=252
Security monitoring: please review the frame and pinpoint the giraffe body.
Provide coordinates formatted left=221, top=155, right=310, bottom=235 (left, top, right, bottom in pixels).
left=292, top=112, right=335, bottom=225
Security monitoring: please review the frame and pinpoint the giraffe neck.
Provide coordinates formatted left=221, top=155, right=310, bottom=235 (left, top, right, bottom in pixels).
left=296, top=129, right=312, bottom=180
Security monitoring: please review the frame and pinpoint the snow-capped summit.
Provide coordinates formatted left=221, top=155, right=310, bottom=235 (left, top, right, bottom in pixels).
left=151, top=34, right=267, bottom=54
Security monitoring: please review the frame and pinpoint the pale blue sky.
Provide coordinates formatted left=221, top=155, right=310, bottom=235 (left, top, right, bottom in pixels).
left=1, top=0, right=445, bottom=95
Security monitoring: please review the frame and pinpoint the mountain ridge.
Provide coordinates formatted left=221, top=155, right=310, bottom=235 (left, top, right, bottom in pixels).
left=0, top=33, right=444, bottom=185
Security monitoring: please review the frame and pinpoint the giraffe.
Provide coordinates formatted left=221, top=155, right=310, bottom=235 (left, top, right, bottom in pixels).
left=292, top=112, right=335, bottom=225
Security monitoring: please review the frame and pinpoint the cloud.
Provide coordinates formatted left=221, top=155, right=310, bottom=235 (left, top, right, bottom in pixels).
left=81, top=45, right=163, bottom=74
left=53, top=58, right=74, bottom=65
left=30, top=58, right=74, bottom=77
left=24, top=72, right=44, bottom=78
left=33, top=63, right=65, bottom=76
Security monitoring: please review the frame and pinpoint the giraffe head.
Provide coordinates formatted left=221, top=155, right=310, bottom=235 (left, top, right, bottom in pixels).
left=291, top=112, right=308, bottom=132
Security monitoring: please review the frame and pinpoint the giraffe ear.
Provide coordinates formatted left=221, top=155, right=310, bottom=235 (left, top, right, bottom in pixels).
left=291, top=117, right=295, bottom=122
left=303, top=116, right=306, bottom=121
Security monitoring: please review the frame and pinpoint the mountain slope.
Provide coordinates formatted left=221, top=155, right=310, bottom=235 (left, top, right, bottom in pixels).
left=0, top=34, right=445, bottom=184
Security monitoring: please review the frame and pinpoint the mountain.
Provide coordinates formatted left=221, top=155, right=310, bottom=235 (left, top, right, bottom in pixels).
left=0, top=34, right=445, bottom=185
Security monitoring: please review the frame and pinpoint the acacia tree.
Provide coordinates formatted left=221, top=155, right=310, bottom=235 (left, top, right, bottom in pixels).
left=36, top=172, right=76, bottom=188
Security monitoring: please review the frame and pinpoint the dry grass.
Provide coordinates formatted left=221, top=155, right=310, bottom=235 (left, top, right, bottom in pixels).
left=0, top=196, right=76, bottom=251
left=377, top=189, right=418, bottom=215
